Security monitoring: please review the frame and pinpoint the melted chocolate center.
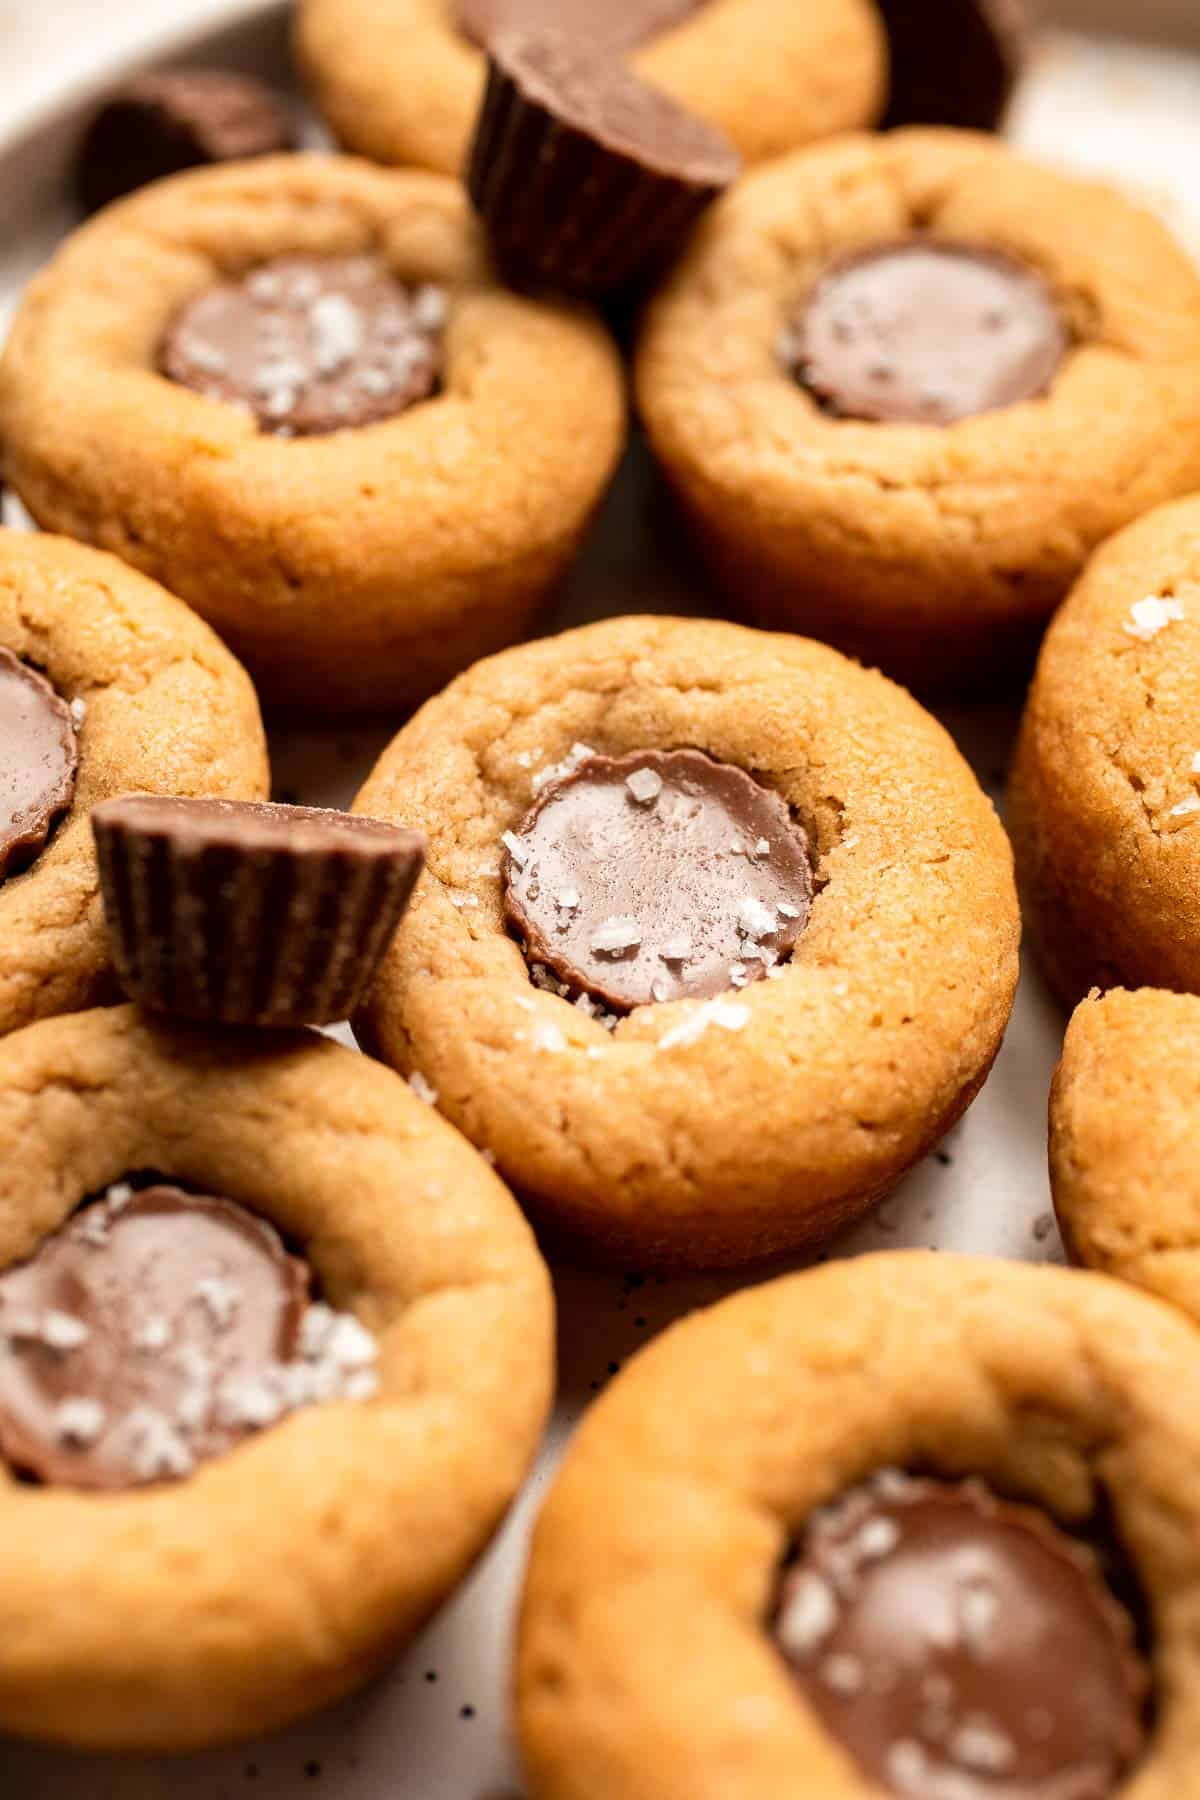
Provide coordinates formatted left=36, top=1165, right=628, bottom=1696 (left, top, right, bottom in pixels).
left=790, top=240, right=1068, bottom=426
left=502, top=748, right=812, bottom=1014
left=160, top=255, right=447, bottom=437
left=0, top=1185, right=379, bottom=1490
left=0, top=648, right=78, bottom=883
left=458, top=0, right=703, bottom=52
left=775, top=1473, right=1148, bottom=1800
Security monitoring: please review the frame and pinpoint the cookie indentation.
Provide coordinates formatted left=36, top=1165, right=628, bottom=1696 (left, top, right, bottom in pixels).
left=0, top=1184, right=379, bottom=1489
left=161, top=255, right=447, bottom=436
left=502, top=747, right=812, bottom=1012
left=775, top=1472, right=1147, bottom=1800
left=788, top=240, right=1068, bottom=426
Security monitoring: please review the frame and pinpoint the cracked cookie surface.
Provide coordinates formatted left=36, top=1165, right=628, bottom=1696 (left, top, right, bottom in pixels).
left=295, top=0, right=885, bottom=178
left=0, top=529, right=266, bottom=1037
left=635, top=130, right=1200, bottom=691
left=0, top=1004, right=553, bottom=1751
left=353, top=614, right=1018, bottom=1269
left=517, top=1251, right=1200, bottom=1800
left=1010, top=495, right=1200, bottom=1006
left=0, top=155, right=625, bottom=713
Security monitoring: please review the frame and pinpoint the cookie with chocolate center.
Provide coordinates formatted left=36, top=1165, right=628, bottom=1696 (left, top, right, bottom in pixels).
left=636, top=130, right=1200, bottom=692
left=776, top=1473, right=1146, bottom=1800
left=0, top=530, right=267, bottom=1042
left=503, top=749, right=811, bottom=1011
left=517, top=1253, right=1199, bottom=1800
left=355, top=614, right=1018, bottom=1269
left=0, top=156, right=625, bottom=712
left=0, top=1004, right=552, bottom=1751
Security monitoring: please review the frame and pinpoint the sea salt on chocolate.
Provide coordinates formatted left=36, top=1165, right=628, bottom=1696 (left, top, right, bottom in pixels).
left=160, top=255, right=446, bottom=436
left=458, top=0, right=703, bottom=52
left=503, top=748, right=812, bottom=1012
left=0, top=648, right=78, bottom=883
left=0, top=1185, right=381, bottom=1491
left=775, top=1472, right=1148, bottom=1800
left=790, top=240, right=1068, bottom=427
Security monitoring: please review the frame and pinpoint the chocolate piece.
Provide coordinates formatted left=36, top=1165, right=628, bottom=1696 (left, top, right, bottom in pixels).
left=0, top=648, right=78, bottom=883
left=0, top=1186, right=308, bottom=1489
left=775, top=1473, right=1148, bottom=1800
left=790, top=240, right=1068, bottom=426
left=160, top=256, right=447, bottom=437
left=467, top=30, right=740, bottom=295
left=77, top=70, right=296, bottom=216
left=502, top=748, right=812, bottom=1013
left=93, top=796, right=425, bottom=1027
left=877, top=0, right=1029, bottom=132
left=458, top=0, right=702, bottom=52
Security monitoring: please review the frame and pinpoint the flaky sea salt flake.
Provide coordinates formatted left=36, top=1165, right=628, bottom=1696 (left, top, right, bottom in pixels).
left=54, top=1397, right=106, bottom=1447
left=193, top=1276, right=241, bottom=1331
left=42, top=1311, right=89, bottom=1353
left=592, top=916, right=642, bottom=957
left=737, top=896, right=777, bottom=941
left=625, top=768, right=663, bottom=806
left=1124, top=595, right=1184, bottom=641
left=777, top=1572, right=837, bottom=1659
left=659, top=998, right=750, bottom=1050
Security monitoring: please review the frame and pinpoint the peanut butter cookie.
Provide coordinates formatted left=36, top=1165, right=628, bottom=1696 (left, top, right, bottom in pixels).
left=518, top=1252, right=1200, bottom=1800
left=0, top=529, right=266, bottom=1038
left=354, top=615, right=1018, bottom=1268
left=636, top=130, right=1200, bottom=691
left=0, top=1004, right=553, bottom=1751
left=1050, top=986, right=1200, bottom=1326
left=296, top=0, right=886, bottom=178
left=1011, top=497, right=1200, bottom=1007
left=0, top=155, right=625, bottom=712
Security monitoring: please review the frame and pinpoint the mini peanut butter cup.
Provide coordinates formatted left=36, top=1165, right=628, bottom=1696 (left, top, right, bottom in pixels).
left=776, top=1472, right=1148, bottom=1800
left=77, top=70, right=296, bottom=215
left=467, top=28, right=740, bottom=295
left=93, top=796, right=424, bottom=1027
left=0, top=647, right=78, bottom=882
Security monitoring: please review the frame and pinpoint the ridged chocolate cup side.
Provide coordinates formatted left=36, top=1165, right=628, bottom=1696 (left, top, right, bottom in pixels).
left=93, top=797, right=424, bottom=1028
left=467, top=29, right=740, bottom=295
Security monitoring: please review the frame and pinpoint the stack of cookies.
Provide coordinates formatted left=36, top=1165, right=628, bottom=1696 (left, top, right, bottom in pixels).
left=0, top=2, right=1199, bottom=1794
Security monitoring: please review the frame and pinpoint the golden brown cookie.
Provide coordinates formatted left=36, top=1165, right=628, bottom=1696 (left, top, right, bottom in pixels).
left=354, top=615, right=1019, bottom=1269
left=0, top=1003, right=553, bottom=1751
left=295, top=0, right=886, bottom=179
left=1050, top=986, right=1200, bottom=1325
left=1010, top=497, right=1200, bottom=1008
left=0, top=529, right=266, bottom=1038
left=0, top=154, right=625, bottom=713
left=517, top=1251, right=1200, bottom=1800
left=635, top=130, right=1200, bottom=691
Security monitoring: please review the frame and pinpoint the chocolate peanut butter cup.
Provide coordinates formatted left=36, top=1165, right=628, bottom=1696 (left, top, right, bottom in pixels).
left=161, top=255, right=447, bottom=437
left=502, top=747, right=812, bottom=1013
left=93, top=796, right=424, bottom=1027
left=776, top=1472, right=1148, bottom=1800
left=77, top=70, right=296, bottom=216
left=0, top=1184, right=373, bottom=1490
left=467, top=28, right=740, bottom=295
left=877, top=0, right=1028, bottom=132
left=458, top=0, right=704, bottom=52
left=0, top=647, right=78, bottom=883
left=789, top=239, right=1068, bottom=427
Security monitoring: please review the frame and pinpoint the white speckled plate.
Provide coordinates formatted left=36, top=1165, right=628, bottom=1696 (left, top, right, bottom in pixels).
left=0, top=7, right=1198, bottom=1795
